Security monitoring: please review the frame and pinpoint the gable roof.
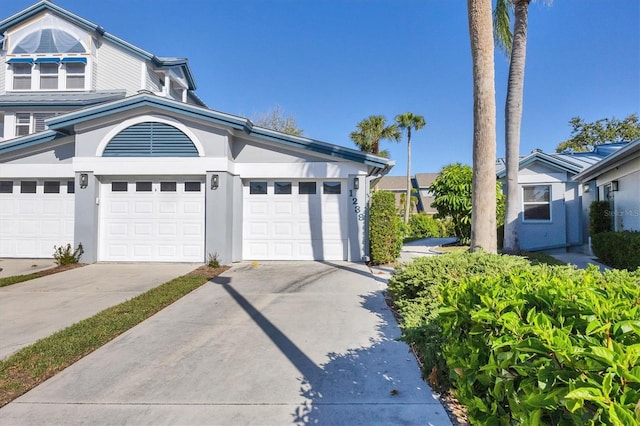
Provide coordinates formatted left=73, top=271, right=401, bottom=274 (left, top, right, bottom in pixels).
left=496, top=144, right=628, bottom=179
left=573, top=138, right=640, bottom=182
left=0, top=1, right=198, bottom=92
left=377, top=176, right=406, bottom=190
left=415, top=172, right=438, bottom=188
left=0, top=93, right=392, bottom=173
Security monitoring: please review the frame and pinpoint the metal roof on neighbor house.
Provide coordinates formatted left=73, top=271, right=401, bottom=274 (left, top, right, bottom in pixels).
left=573, top=138, right=640, bottom=182
left=496, top=143, right=629, bottom=178
left=0, top=90, right=126, bottom=107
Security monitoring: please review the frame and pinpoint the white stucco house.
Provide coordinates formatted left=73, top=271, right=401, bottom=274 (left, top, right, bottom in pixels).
left=496, top=143, right=629, bottom=252
left=574, top=138, right=640, bottom=233
left=0, top=1, right=392, bottom=264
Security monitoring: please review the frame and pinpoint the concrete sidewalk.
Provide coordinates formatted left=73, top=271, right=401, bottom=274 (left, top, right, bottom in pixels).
left=0, top=261, right=451, bottom=425
left=0, top=262, right=199, bottom=359
left=544, top=250, right=610, bottom=272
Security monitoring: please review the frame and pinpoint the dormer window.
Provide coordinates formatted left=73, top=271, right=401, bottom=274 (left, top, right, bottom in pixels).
left=39, top=62, right=59, bottom=89
left=12, top=62, right=32, bottom=90
left=64, top=61, right=85, bottom=89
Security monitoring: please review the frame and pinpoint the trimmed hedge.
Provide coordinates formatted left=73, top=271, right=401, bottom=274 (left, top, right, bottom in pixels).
left=390, top=253, right=640, bottom=425
left=590, top=200, right=613, bottom=235
left=408, top=214, right=443, bottom=239
left=369, top=190, right=403, bottom=264
left=592, top=231, right=640, bottom=270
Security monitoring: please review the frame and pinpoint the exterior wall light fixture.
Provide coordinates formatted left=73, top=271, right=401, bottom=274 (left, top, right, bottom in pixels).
left=611, top=180, right=619, bottom=192
left=353, top=177, right=359, bottom=190
left=211, top=174, right=219, bottom=190
left=582, top=183, right=590, bottom=193
left=80, top=173, right=88, bottom=189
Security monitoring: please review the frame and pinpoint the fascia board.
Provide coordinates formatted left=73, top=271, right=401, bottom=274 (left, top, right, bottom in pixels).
left=0, top=130, right=60, bottom=154
left=46, top=96, right=249, bottom=133
left=45, top=95, right=392, bottom=169
left=249, top=127, right=390, bottom=169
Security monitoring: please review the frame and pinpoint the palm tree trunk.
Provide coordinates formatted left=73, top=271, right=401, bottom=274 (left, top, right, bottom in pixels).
left=404, top=128, right=412, bottom=223
left=503, top=0, right=530, bottom=255
left=468, top=0, right=497, bottom=253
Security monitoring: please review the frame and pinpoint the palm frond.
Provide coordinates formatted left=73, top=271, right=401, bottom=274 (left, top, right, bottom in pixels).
left=493, top=0, right=514, bottom=56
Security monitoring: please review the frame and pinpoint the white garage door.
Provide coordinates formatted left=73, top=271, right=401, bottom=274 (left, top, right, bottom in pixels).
left=243, top=180, right=348, bottom=260
left=0, top=179, right=75, bottom=258
left=99, top=178, right=205, bottom=262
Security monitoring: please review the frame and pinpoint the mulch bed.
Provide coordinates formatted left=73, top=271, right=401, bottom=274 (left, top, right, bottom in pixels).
left=30, top=263, right=86, bottom=277
left=186, top=264, right=230, bottom=280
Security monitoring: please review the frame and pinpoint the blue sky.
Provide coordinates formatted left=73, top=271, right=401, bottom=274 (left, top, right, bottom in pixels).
left=8, top=0, right=640, bottom=175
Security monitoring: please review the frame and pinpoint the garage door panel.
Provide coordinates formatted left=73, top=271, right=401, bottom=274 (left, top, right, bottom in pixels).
left=19, top=200, right=38, bottom=214
left=243, top=180, right=347, bottom=260
left=100, top=179, right=204, bottom=262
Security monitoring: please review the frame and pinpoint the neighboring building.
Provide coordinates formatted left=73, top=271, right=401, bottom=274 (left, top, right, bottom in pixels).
left=574, top=138, right=640, bottom=233
left=496, top=143, right=627, bottom=252
left=0, top=1, right=392, bottom=263
left=414, top=173, right=438, bottom=215
left=377, top=173, right=438, bottom=215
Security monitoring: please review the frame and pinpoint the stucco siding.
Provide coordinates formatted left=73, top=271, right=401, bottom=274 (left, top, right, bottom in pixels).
left=595, top=157, right=640, bottom=232
left=232, top=137, right=334, bottom=163
left=564, top=181, right=582, bottom=245
left=3, top=141, right=75, bottom=164
left=95, top=42, right=144, bottom=95
left=518, top=181, right=567, bottom=250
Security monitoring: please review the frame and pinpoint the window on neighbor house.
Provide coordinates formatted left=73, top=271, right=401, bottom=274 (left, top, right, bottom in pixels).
left=522, top=185, right=551, bottom=221
left=14, top=112, right=57, bottom=136
left=39, top=63, right=59, bottom=89
left=65, top=62, right=85, bottom=89
left=13, top=63, right=32, bottom=90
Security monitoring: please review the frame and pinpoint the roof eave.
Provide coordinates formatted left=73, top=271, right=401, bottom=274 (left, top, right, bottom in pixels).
left=0, top=130, right=62, bottom=155
left=573, top=138, right=640, bottom=182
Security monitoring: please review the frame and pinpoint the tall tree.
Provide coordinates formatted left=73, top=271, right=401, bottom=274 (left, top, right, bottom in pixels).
left=556, top=114, right=640, bottom=152
left=494, top=0, right=532, bottom=255
left=252, top=106, right=303, bottom=136
left=467, top=0, right=498, bottom=253
left=349, top=115, right=400, bottom=156
left=395, top=112, right=426, bottom=223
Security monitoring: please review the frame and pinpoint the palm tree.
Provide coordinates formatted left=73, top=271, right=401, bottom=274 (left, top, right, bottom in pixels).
left=395, top=112, right=426, bottom=223
left=494, top=0, right=548, bottom=255
left=467, top=0, right=498, bottom=253
left=349, top=115, right=401, bottom=156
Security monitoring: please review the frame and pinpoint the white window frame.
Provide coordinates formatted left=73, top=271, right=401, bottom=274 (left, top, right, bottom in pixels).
left=522, top=185, right=552, bottom=223
left=11, top=63, right=33, bottom=90
left=64, top=62, right=86, bottom=89
left=39, top=62, right=59, bottom=90
left=13, top=112, right=59, bottom=136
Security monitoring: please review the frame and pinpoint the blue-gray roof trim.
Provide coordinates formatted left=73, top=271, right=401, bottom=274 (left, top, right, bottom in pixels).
left=45, top=93, right=391, bottom=169
left=0, top=130, right=63, bottom=154
left=0, top=1, right=197, bottom=90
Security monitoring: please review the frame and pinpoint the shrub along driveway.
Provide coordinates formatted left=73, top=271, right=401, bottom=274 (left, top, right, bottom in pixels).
left=0, top=261, right=451, bottom=425
left=0, top=262, right=199, bottom=359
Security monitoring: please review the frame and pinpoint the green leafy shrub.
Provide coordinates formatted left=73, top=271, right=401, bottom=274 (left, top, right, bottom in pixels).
left=439, top=264, right=640, bottom=425
left=590, top=200, right=612, bottom=235
left=369, top=190, right=403, bottom=264
left=53, top=243, right=83, bottom=266
left=388, top=252, right=531, bottom=388
left=592, top=231, right=640, bottom=270
left=408, top=214, right=442, bottom=238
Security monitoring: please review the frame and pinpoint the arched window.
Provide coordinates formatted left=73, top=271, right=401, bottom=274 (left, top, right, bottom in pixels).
left=12, top=28, right=85, bottom=54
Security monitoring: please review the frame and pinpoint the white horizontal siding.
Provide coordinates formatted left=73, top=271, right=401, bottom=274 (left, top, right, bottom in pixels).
left=95, top=42, right=144, bottom=95
left=146, top=67, right=161, bottom=92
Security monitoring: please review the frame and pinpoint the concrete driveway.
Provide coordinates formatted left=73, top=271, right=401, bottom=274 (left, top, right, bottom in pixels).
left=0, top=261, right=451, bottom=425
left=0, top=262, right=199, bottom=359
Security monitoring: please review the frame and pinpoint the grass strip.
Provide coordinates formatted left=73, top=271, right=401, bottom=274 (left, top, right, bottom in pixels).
left=0, top=274, right=41, bottom=287
left=0, top=266, right=227, bottom=407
